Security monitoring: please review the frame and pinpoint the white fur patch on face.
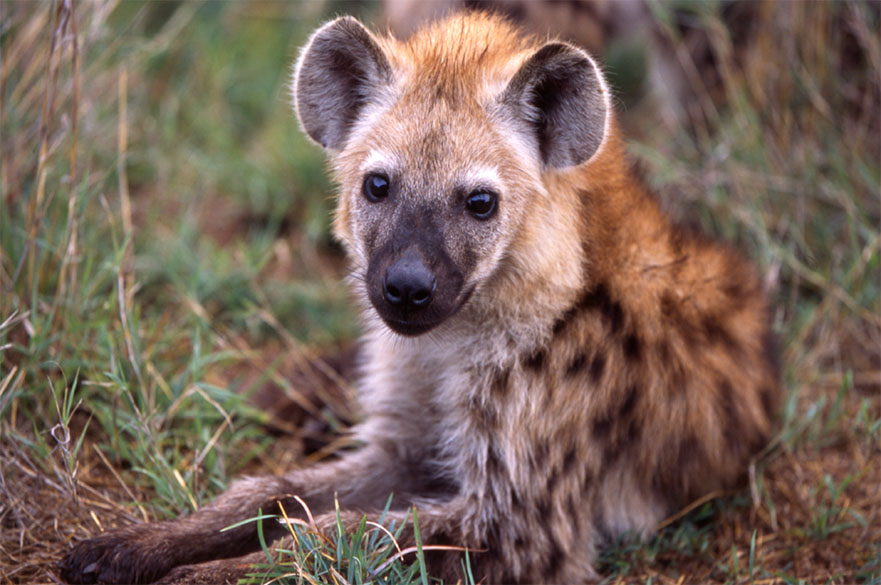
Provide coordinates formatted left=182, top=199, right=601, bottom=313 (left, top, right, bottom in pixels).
left=460, top=164, right=503, bottom=192
left=360, top=149, right=402, bottom=175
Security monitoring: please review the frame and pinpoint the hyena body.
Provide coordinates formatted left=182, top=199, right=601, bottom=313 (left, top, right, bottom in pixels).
left=60, top=13, right=778, bottom=584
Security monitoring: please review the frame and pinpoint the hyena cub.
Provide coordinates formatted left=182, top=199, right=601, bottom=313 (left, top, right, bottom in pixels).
left=59, top=12, right=779, bottom=584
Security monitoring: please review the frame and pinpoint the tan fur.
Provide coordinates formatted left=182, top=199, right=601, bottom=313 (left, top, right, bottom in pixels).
left=59, top=13, right=778, bottom=585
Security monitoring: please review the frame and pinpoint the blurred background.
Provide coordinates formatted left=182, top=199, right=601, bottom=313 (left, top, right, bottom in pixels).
left=1, top=1, right=879, bottom=583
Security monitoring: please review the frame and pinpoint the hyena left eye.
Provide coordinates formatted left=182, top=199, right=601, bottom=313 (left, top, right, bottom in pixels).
left=465, top=191, right=497, bottom=220
left=363, top=173, right=390, bottom=202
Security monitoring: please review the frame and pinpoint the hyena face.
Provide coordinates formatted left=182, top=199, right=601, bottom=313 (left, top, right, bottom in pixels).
left=294, top=16, right=608, bottom=335
left=339, top=102, right=529, bottom=335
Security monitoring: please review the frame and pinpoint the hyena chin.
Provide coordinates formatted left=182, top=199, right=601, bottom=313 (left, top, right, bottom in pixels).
left=59, top=12, right=780, bottom=585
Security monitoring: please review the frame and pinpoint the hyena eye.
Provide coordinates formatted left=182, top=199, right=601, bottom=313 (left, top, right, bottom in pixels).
left=363, top=173, right=390, bottom=202
left=465, top=190, right=497, bottom=220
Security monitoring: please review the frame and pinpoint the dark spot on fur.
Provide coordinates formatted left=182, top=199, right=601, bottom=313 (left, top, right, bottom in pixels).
left=588, top=352, right=606, bottom=382
left=537, top=495, right=552, bottom=520
left=619, top=385, right=639, bottom=420
left=552, top=314, right=570, bottom=335
left=544, top=535, right=565, bottom=578
left=579, top=282, right=610, bottom=309
left=591, top=411, right=613, bottom=441
left=531, top=440, right=550, bottom=473
left=660, top=291, right=677, bottom=315
left=554, top=282, right=625, bottom=338
left=702, top=315, right=737, bottom=352
left=721, top=279, right=750, bottom=311
left=511, top=488, right=522, bottom=508
left=581, top=465, right=594, bottom=488
left=593, top=385, right=640, bottom=446
left=623, top=332, right=642, bottom=362
left=759, top=385, right=777, bottom=417
left=562, top=446, right=578, bottom=474
left=598, top=387, right=644, bottom=468
left=722, top=279, right=744, bottom=300
left=490, top=368, right=510, bottom=398
left=523, top=349, right=546, bottom=371
left=546, top=468, right=560, bottom=493
left=566, top=352, right=587, bottom=377
left=579, top=283, right=624, bottom=334
left=607, top=302, right=624, bottom=334
left=604, top=419, right=642, bottom=467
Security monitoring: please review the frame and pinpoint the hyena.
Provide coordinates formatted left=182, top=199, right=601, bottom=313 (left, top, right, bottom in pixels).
left=59, top=12, right=779, bottom=584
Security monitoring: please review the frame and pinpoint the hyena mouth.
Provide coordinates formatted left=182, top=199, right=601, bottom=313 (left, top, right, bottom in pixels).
left=378, top=283, right=476, bottom=336
left=366, top=245, right=469, bottom=336
left=382, top=316, right=441, bottom=336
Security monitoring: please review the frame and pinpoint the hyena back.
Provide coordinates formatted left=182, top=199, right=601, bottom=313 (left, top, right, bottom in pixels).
left=59, top=12, right=779, bottom=584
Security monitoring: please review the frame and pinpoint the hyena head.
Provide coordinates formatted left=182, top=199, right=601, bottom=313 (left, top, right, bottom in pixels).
left=293, top=13, right=610, bottom=336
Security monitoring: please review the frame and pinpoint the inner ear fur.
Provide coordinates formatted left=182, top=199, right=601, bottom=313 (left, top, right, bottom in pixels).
left=294, top=17, right=391, bottom=150
left=501, top=42, right=609, bottom=169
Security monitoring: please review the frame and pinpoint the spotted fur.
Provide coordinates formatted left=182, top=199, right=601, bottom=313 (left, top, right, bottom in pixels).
left=59, top=13, right=779, bottom=584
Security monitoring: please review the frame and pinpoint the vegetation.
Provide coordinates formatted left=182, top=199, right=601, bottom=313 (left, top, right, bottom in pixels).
left=1, top=1, right=878, bottom=584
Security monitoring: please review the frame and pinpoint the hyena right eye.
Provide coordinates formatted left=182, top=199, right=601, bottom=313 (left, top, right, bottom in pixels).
left=465, top=190, right=497, bottom=220
left=363, top=173, right=390, bottom=202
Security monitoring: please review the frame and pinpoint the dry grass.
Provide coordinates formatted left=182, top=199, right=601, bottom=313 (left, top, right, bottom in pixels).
left=1, top=1, right=879, bottom=584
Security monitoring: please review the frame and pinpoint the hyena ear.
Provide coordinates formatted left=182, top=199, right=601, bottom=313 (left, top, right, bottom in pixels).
left=500, top=42, right=609, bottom=168
left=294, top=17, right=392, bottom=150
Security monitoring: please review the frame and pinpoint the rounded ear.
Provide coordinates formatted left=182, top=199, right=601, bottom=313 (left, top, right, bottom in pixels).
left=293, top=17, right=392, bottom=150
left=500, top=42, right=610, bottom=168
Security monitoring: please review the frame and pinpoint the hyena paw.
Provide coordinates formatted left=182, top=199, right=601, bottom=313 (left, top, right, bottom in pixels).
left=57, top=525, right=177, bottom=584
left=152, top=554, right=265, bottom=585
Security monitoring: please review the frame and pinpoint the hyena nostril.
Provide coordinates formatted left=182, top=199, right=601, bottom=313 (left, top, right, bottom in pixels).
left=383, top=277, right=403, bottom=305
left=411, top=289, right=430, bottom=305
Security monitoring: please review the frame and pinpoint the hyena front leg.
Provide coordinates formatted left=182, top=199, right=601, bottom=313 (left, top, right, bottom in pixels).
left=58, top=446, right=436, bottom=584
left=152, top=501, right=471, bottom=585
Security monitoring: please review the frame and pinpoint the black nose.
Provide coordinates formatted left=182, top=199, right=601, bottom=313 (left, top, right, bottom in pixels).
left=383, top=249, right=436, bottom=310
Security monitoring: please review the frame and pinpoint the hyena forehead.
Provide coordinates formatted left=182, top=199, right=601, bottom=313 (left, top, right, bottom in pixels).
left=383, top=14, right=538, bottom=100
left=295, top=13, right=611, bottom=171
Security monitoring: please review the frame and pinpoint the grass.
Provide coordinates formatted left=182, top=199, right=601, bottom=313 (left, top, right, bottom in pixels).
left=218, top=497, right=475, bottom=585
left=1, top=1, right=879, bottom=584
